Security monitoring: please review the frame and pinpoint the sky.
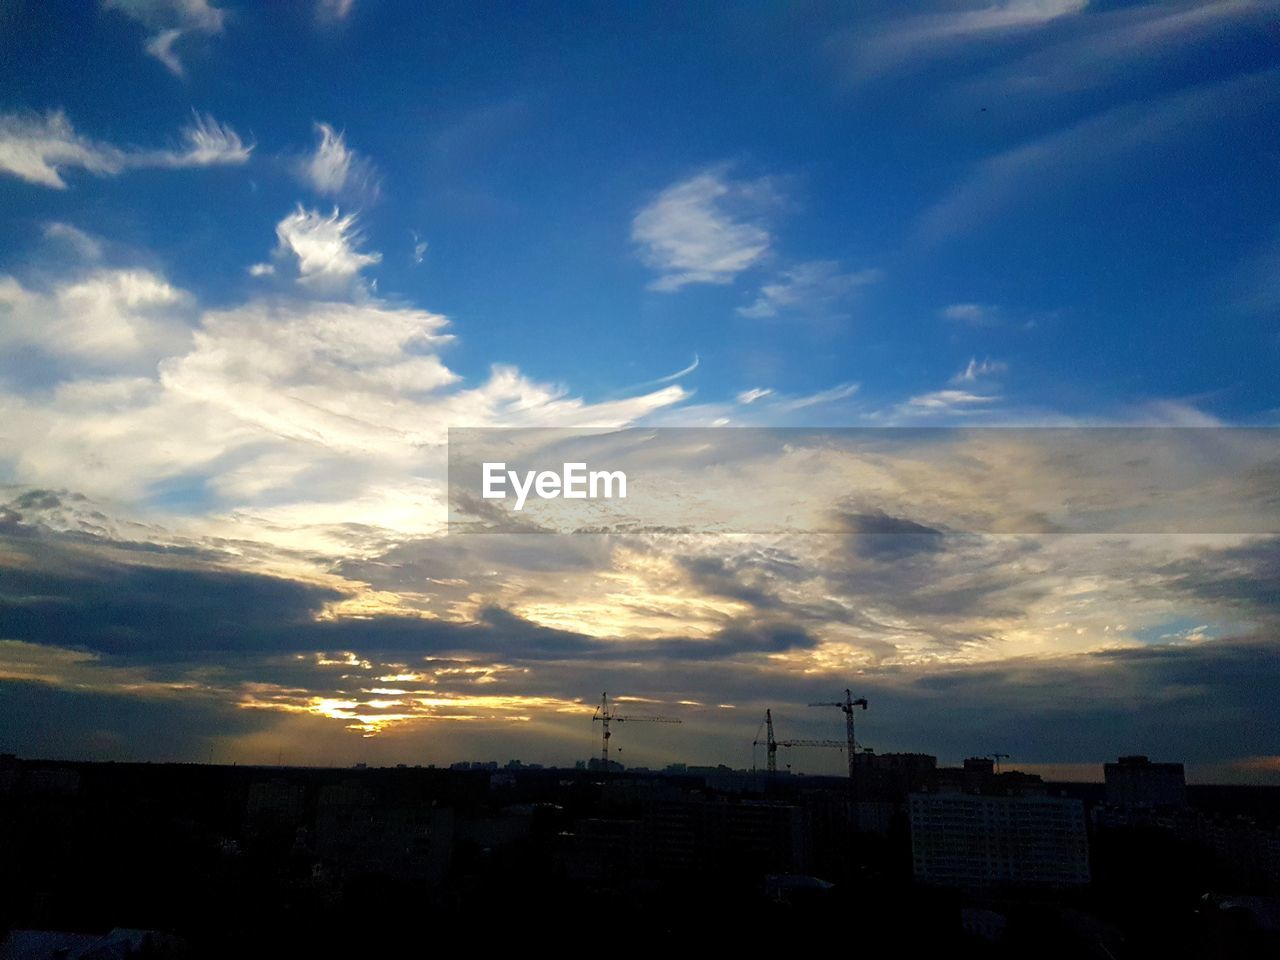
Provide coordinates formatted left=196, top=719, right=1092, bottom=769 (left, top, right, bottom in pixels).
left=0, top=0, right=1278, bottom=781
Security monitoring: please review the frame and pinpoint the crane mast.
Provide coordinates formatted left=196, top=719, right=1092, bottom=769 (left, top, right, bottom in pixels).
left=592, top=692, right=680, bottom=766
left=752, top=708, right=778, bottom=773
left=808, top=689, right=868, bottom=781
left=754, top=708, right=845, bottom=774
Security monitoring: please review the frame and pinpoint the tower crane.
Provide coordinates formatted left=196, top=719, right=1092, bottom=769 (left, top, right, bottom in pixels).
left=592, top=692, right=680, bottom=766
left=753, top=709, right=779, bottom=773
left=808, top=689, right=868, bottom=780
left=754, top=709, right=844, bottom=773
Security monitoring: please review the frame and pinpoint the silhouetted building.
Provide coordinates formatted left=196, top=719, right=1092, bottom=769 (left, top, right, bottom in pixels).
left=964, top=756, right=995, bottom=777
left=647, top=798, right=811, bottom=876
left=851, top=751, right=937, bottom=797
left=315, top=780, right=453, bottom=881
left=560, top=797, right=811, bottom=881
left=1104, top=755, right=1186, bottom=807
left=0, top=928, right=187, bottom=958
left=909, top=792, right=1089, bottom=889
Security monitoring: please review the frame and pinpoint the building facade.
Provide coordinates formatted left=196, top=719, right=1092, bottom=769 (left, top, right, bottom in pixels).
left=909, top=792, right=1090, bottom=889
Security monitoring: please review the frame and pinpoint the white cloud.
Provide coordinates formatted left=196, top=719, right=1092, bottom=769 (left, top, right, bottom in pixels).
left=738, top=260, right=881, bottom=319
left=273, top=206, right=382, bottom=289
left=973, top=0, right=1271, bottom=97
left=736, top=388, right=773, bottom=405
left=296, top=122, right=378, bottom=200
left=941, top=302, right=996, bottom=325
left=895, top=389, right=1000, bottom=417
left=0, top=269, right=193, bottom=365
left=920, top=69, right=1280, bottom=241
left=834, top=0, right=1089, bottom=81
left=951, top=357, right=1009, bottom=383
left=140, top=111, right=252, bottom=168
left=43, top=222, right=104, bottom=260
left=0, top=111, right=124, bottom=188
left=0, top=226, right=690, bottom=541
left=774, top=382, right=860, bottom=412
left=104, top=0, right=227, bottom=77
left=632, top=169, right=774, bottom=291
left=316, top=0, right=355, bottom=23
left=145, top=28, right=186, bottom=75
left=247, top=262, right=275, bottom=277
left=0, top=109, right=249, bottom=188
left=606, top=356, right=702, bottom=402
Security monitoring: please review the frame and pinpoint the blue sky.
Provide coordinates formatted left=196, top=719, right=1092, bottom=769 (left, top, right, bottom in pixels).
left=1, top=1, right=1278, bottom=778
left=4, top=0, right=1277, bottom=421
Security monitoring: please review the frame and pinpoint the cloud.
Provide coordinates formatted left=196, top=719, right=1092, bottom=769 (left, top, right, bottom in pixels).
left=0, top=111, right=124, bottom=188
left=0, top=109, right=249, bottom=188
left=295, top=122, right=379, bottom=201
left=316, top=0, right=355, bottom=23
left=832, top=0, right=1089, bottom=82
left=941, top=302, right=997, bottom=325
left=773, top=382, right=860, bottom=412
left=0, top=269, right=193, bottom=366
left=737, top=260, right=881, bottom=319
left=970, top=0, right=1273, bottom=97
left=920, top=69, right=1280, bottom=240
left=145, top=28, right=186, bottom=75
left=151, top=111, right=251, bottom=167
left=3, top=435, right=1279, bottom=768
left=1156, top=536, right=1280, bottom=622
left=43, top=222, right=104, bottom=260
left=0, top=222, right=691, bottom=546
left=614, top=355, right=701, bottom=396
left=737, top=388, right=773, bottom=405
left=104, top=0, right=227, bottom=77
left=951, top=357, right=1008, bottom=383
left=632, top=168, right=775, bottom=291
left=272, top=206, right=382, bottom=290
left=891, top=388, right=1000, bottom=418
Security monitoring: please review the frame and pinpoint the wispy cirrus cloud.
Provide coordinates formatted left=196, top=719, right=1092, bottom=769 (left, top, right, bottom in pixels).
left=632, top=168, right=776, bottom=291
left=0, top=110, right=250, bottom=189
left=941, top=302, right=999, bottom=325
left=969, top=0, right=1272, bottom=97
left=736, top=387, right=773, bottom=405
left=316, top=0, right=356, bottom=24
left=951, top=357, right=1008, bottom=384
left=738, top=260, right=881, bottom=320
left=103, top=0, right=227, bottom=77
left=830, top=0, right=1088, bottom=82
left=880, top=388, right=1001, bottom=422
left=43, top=222, right=105, bottom=261
left=295, top=122, right=380, bottom=202
left=920, top=68, right=1280, bottom=240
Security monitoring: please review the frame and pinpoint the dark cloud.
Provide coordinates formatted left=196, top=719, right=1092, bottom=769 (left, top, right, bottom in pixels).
left=3, top=505, right=1278, bottom=778
left=0, top=538, right=342, bottom=658
left=1156, top=536, right=1280, bottom=617
left=0, top=679, right=268, bottom=762
left=678, top=552, right=802, bottom=611
left=837, top=509, right=947, bottom=561
left=0, top=529, right=822, bottom=669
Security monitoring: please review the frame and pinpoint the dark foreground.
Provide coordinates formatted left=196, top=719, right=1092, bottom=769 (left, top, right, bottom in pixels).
left=0, top=755, right=1277, bottom=958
